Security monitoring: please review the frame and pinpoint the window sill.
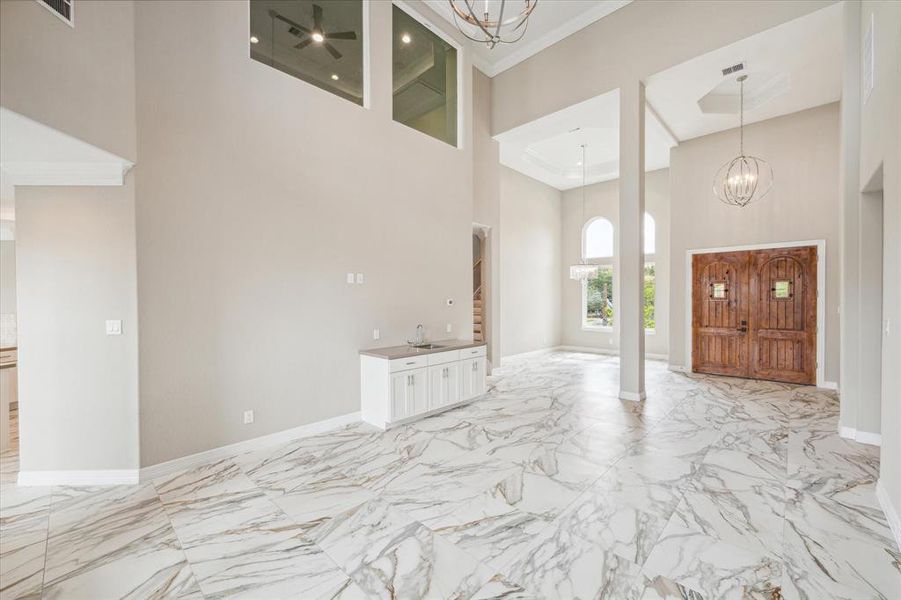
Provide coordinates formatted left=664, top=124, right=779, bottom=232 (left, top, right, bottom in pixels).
left=645, top=329, right=656, bottom=335
left=582, top=326, right=614, bottom=333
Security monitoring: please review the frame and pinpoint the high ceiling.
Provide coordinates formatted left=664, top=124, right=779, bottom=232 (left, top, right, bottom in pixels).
left=645, top=2, right=842, bottom=142
left=494, top=3, right=842, bottom=191
left=495, top=90, right=677, bottom=191
left=425, top=0, right=631, bottom=77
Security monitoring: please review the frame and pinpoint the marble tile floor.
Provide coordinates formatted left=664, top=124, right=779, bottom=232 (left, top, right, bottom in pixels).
left=1, top=353, right=899, bottom=599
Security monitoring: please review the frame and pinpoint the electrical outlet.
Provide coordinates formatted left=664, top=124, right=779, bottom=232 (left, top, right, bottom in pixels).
left=346, top=272, right=355, bottom=284
left=373, top=328, right=380, bottom=340
left=356, top=273, right=364, bottom=284
left=243, top=410, right=254, bottom=424
left=446, top=323, right=452, bottom=333
left=105, top=320, right=122, bottom=335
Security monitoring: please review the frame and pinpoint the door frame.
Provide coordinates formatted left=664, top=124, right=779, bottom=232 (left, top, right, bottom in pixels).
left=684, top=239, right=827, bottom=388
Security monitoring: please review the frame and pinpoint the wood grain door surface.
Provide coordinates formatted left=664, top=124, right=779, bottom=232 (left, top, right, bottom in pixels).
left=692, top=246, right=817, bottom=385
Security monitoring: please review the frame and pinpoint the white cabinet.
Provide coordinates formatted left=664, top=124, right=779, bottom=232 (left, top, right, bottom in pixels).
left=429, top=362, right=460, bottom=409
left=361, top=344, right=487, bottom=429
left=460, top=356, right=486, bottom=400
left=391, top=369, right=428, bottom=419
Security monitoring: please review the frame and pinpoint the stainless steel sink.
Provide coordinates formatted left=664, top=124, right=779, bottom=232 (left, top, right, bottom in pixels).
left=411, top=344, right=444, bottom=350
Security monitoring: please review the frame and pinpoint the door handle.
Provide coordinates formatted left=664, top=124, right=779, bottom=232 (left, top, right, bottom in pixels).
left=737, top=327, right=748, bottom=333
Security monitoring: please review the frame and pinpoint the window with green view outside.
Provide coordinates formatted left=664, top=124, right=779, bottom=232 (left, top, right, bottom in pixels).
left=585, top=266, right=614, bottom=328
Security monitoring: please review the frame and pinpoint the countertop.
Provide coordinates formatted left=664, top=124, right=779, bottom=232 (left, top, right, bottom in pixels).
left=360, top=339, right=486, bottom=360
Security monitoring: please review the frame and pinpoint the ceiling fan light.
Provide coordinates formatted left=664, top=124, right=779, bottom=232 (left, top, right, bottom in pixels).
left=250, top=35, right=259, bottom=44
left=401, top=32, right=411, bottom=44
left=312, top=31, right=325, bottom=43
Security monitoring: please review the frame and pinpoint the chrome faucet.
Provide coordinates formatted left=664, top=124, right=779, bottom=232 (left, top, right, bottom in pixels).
left=407, top=324, right=425, bottom=347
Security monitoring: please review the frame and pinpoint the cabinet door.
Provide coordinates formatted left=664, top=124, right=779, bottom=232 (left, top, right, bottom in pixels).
left=460, top=357, right=486, bottom=400
left=471, top=357, right=486, bottom=396
left=391, top=372, right=412, bottom=420
left=444, top=362, right=461, bottom=405
left=429, top=365, right=444, bottom=409
left=410, top=368, right=429, bottom=414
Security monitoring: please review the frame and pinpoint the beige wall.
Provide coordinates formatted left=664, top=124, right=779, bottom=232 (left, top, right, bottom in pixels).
left=134, top=1, right=475, bottom=466
left=472, top=68, right=502, bottom=369
left=499, top=167, right=561, bottom=356
left=561, top=169, right=670, bottom=357
left=490, top=1, right=833, bottom=136
left=15, top=182, right=139, bottom=472
left=0, top=241, right=15, bottom=315
left=0, top=0, right=136, bottom=161
left=857, top=0, right=901, bottom=534
left=668, top=103, right=841, bottom=383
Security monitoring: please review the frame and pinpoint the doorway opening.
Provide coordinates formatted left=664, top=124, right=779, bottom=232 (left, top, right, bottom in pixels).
left=690, top=244, right=820, bottom=385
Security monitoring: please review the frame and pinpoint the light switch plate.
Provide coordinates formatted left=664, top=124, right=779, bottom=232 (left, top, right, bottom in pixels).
left=356, top=273, right=364, bottom=284
left=446, top=323, right=452, bottom=333
left=105, top=320, right=122, bottom=335
left=346, top=273, right=355, bottom=284
left=243, top=410, right=254, bottom=424
left=373, top=328, right=380, bottom=340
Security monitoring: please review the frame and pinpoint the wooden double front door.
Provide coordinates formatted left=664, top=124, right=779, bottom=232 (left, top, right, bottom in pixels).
left=692, top=246, right=817, bottom=385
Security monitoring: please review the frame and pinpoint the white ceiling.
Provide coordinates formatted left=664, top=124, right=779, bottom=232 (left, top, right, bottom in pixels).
left=492, top=3, right=841, bottom=192
left=645, top=3, right=842, bottom=142
left=0, top=108, right=133, bottom=223
left=495, top=89, right=677, bottom=191
left=424, top=0, right=631, bottom=77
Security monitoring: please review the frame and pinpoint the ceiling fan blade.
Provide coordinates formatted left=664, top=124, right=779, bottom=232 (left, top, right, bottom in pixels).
left=272, top=11, right=307, bottom=32
left=288, top=24, right=311, bottom=38
left=294, top=38, right=313, bottom=50
left=313, top=4, right=323, bottom=30
left=324, top=42, right=342, bottom=60
left=325, top=31, right=357, bottom=40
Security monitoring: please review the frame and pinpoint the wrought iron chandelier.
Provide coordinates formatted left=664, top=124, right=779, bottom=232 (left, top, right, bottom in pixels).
left=448, top=0, right=538, bottom=49
left=713, top=75, right=774, bottom=207
left=570, top=144, right=599, bottom=281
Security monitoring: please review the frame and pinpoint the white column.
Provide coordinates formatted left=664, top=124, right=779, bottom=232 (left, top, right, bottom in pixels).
left=618, top=80, right=646, bottom=401
left=839, top=0, right=861, bottom=432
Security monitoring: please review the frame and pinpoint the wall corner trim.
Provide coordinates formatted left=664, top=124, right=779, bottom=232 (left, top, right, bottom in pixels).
left=838, top=425, right=882, bottom=447
left=17, top=470, right=140, bottom=486
left=876, top=479, right=901, bottom=553
left=139, top=412, right=362, bottom=483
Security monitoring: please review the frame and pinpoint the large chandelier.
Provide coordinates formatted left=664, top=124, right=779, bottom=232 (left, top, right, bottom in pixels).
left=570, top=144, right=599, bottom=281
left=448, top=0, right=538, bottom=49
left=713, top=75, right=774, bottom=207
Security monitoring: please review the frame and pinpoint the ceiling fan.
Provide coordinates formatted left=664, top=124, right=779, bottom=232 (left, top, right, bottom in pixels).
left=269, top=5, right=358, bottom=60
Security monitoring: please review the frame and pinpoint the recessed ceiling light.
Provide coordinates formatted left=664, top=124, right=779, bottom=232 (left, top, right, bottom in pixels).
left=331, top=74, right=339, bottom=81
left=401, top=33, right=411, bottom=44
left=312, top=31, right=325, bottom=43
left=250, top=35, right=259, bottom=44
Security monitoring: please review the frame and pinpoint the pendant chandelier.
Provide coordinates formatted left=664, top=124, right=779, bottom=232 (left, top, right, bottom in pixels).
left=713, top=75, right=774, bottom=207
left=448, top=0, right=538, bottom=49
left=570, top=144, right=599, bottom=281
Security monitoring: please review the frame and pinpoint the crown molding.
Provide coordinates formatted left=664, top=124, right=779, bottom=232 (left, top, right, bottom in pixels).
left=432, top=1, right=632, bottom=78
left=0, top=161, right=133, bottom=188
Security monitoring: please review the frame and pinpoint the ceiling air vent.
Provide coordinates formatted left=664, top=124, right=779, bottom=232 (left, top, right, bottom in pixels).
left=36, top=0, right=74, bottom=26
left=721, top=62, right=745, bottom=77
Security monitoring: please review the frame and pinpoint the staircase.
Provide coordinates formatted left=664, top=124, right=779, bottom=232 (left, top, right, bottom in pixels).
left=473, top=294, right=483, bottom=342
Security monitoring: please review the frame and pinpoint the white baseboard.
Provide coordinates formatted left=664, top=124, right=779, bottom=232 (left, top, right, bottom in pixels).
left=140, top=412, right=361, bottom=482
left=668, top=364, right=689, bottom=373
left=618, top=390, right=647, bottom=402
left=557, top=345, right=668, bottom=361
left=18, top=469, right=139, bottom=486
left=500, top=346, right=561, bottom=362
left=838, top=425, right=882, bottom=447
left=876, top=479, right=901, bottom=552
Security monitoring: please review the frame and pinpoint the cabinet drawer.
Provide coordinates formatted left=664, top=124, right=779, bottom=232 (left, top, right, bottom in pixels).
left=427, top=350, right=460, bottom=366
left=390, top=355, right=429, bottom=372
left=460, top=345, right=486, bottom=358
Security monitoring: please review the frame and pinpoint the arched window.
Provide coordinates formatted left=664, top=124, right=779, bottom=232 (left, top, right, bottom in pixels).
left=644, top=213, right=656, bottom=255
left=584, top=218, right=614, bottom=259
left=644, top=212, right=656, bottom=331
left=582, top=218, right=615, bottom=330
